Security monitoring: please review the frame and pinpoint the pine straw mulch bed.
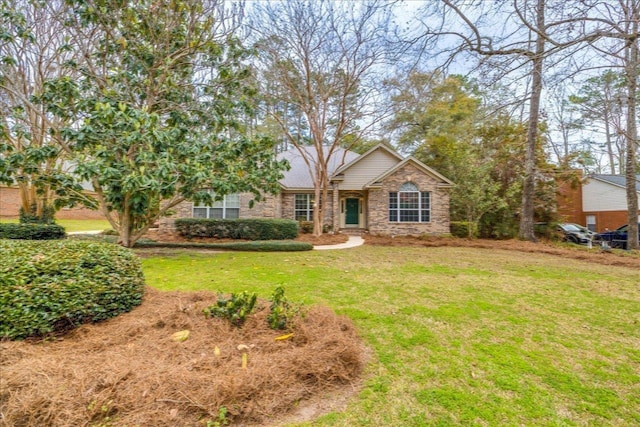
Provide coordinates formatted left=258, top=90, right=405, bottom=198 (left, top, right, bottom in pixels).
left=0, top=287, right=366, bottom=427
left=363, top=234, right=640, bottom=269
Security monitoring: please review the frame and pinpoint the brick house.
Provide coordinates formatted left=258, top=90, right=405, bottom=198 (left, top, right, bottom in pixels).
left=0, top=185, right=105, bottom=220
left=557, top=174, right=640, bottom=232
left=163, top=144, right=454, bottom=235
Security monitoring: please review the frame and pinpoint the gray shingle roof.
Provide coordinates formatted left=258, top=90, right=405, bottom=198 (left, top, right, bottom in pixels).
left=277, top=146, right=360, bottom=189
left=592, top=174, right=640, bottom=191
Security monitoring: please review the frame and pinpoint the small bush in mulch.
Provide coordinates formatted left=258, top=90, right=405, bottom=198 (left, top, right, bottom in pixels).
left=0, top=288, right=366, bottom=426
left=0, top=239, right=145, bottom=340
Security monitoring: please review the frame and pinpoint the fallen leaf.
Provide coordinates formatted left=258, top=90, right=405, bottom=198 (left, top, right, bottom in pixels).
left=171, top=330, right=190, bottom=342
left=275, top=333, right=294, bottom=341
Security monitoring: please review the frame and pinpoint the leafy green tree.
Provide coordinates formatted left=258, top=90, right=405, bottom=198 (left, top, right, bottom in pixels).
left=385, top=72, right=481, bottom=180
left=40, top=0, right=286, bottom=247
left=387, top=72, right=558, bottom=238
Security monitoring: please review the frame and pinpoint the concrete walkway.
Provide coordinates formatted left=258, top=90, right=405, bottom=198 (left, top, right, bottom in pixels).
left=66, top=230, right=104, bottom=235
left=313, top=235, right=364, bottom=250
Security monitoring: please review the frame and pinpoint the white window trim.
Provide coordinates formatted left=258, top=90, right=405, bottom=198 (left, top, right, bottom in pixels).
left=193, top=192, right=240, bottom=219
left=389, top=183, right=431, bottom=223
left=294, top=194, right=315, bottom=221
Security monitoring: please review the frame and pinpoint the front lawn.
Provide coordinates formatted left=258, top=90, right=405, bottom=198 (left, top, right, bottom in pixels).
left=143, top=245, right=640, bottom=426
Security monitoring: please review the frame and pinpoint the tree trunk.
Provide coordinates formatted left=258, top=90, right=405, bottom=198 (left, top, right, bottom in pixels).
left=312, top=183, right=323, bottom=236
left=518, top=0, right=545, bottom=242
left=118, top=202, right=134, bottom=248
left=624, top=4, right=639, bottom=250
left=604, top=110, right=616, bottom=174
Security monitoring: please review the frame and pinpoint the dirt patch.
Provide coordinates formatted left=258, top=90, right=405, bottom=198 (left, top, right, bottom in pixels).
left=0, top=288, right=366, bottom=426
left=363, top=234, right=640, bottom=269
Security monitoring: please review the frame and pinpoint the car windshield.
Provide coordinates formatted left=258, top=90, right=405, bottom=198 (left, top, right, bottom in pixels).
left=562, top=224, right=581, bottom=232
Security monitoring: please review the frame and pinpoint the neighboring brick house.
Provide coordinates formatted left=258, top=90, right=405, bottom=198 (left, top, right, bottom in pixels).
left=163, top=144, right=454, bottom=236
left=0, top=185, right=105, bottom=220
left=557, top=174, right=640, bottom=232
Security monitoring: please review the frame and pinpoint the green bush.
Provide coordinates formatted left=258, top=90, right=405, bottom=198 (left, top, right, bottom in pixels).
left=175, top=218, right=299, bottom=240
left=19, top=202, right=55, bottom=224
left=267, top=286, right=300, bottom=330
left=0, top=223, right=66, bottom=240
left=134, top=240, right=313, bottom=252
left=204, top=291, right=258, bottom=327
left=0, top=240, right=145, bottom=340
left=450, top=221, right=478, bottom=238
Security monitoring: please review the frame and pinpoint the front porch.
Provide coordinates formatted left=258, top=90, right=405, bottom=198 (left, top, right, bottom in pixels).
left=333, top=190, right=367, bottom=231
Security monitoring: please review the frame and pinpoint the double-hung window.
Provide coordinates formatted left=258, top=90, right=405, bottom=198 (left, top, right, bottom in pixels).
left=193, top=192, right=240, bottom=219
left=294, top=194, right=318, bottom=221
left=389, top=183, right=430, bottom=222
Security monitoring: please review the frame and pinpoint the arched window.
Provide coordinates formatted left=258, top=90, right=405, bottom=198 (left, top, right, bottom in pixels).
left=389, top=182, right=431, bottom=223
left=400, top=182, right=419, bottom=192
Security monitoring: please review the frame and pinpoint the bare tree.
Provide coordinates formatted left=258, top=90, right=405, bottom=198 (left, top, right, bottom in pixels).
left=0, top=0, right=88, bottom=221
left=414, top=0, right=611, bottom=241
left=249, top=0, right=397, bottom=236
left=585, top=0, right=639, bottom=249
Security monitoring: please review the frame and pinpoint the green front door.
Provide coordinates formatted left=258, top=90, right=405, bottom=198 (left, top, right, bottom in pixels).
left=346, top=198, right=359, bottom=225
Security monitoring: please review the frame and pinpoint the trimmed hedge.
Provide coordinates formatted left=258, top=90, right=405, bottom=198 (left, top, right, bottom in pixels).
left=135, top=240, right=313, bottom=252
left=175, top=218, right=299, bottom=240
left=0, top=223, right=66, bottom=240
left=0, top=240, right=145, bottom=340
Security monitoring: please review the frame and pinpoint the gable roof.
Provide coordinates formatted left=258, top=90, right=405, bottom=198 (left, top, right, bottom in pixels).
left=364, top=156, right=454, bottom=188
left=589, top=174, right=640, bottom=192
left=331, top=143, right=403, bottom=177
left=277, top=146, right=360, bottom=189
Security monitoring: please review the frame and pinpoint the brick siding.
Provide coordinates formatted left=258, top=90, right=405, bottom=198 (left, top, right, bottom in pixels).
left=367, top=163, right=451, bottom=236
left=159, top=192, right=281, bottom=231
left=0, top=186, right=105, bottom=220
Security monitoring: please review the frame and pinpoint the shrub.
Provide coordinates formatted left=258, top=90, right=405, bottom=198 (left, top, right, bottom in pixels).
left=134, top=240, right=313, bottom=251
left=19, top=202, right=55, bottom=224
left=0, top=240, right=145, bottom=340
left=0, top=223, right=66, bottom=240
left=298, top=221, right=313, bottom=234
left=204, top=291, right=258, bottom=327
left=450, top=221, right=478, bottom=238
left=267, top=287, right=300, bottom=330
left=175, top=218, right=299, bottom=240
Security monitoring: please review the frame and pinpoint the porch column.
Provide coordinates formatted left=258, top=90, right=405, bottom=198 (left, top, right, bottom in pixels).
left=332, top=182, right=340, bottom=232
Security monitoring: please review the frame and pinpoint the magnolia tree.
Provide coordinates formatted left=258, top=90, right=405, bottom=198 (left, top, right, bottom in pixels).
left=40, top=0, right=286, bottom=247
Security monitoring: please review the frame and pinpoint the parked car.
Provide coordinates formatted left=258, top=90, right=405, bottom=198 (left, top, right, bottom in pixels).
left=593, top=223, right=640, bottom=249
left=565, top=223, right=596, bottom=239
left=556, top=223, right=593, bottom=245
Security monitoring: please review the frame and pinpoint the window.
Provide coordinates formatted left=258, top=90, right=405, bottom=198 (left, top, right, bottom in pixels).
left=193, top=192, right=240, bottom=219
left=586, top=215, right=596, bottom=232
left=389, top=182, right=430, bottom=223
left=294, top=194, right=316, bottom=221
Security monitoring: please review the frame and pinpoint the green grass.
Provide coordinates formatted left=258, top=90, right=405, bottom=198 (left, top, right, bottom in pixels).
left=141, top=246, right=640, bottom=426
left=0, top=218, right=110, bottom=232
